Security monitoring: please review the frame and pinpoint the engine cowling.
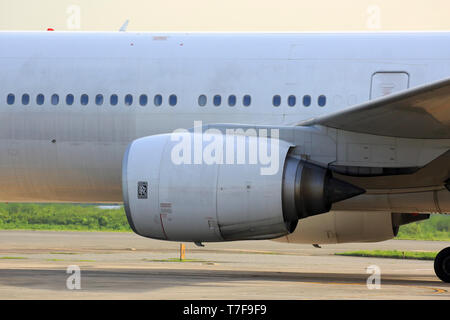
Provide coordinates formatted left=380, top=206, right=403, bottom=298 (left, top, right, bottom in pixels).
left=274, top=211, right=430, bottom=244
left=122, top=132, right=365, bottom=242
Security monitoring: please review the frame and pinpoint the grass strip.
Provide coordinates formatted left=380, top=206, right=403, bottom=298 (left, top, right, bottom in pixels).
left=335, top=250, right=437, bottom=260
left=0, top=203, right=448, bottom=241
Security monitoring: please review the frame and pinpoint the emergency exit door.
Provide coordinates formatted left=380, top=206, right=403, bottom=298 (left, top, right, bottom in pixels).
left=370, top=72, right=409, bottom=100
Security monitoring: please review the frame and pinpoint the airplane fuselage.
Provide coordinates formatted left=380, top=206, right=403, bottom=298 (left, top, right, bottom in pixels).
left=1, top=31, right=450, bottom=202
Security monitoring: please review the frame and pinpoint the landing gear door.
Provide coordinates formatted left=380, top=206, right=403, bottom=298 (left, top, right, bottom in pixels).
left=370, top=72, right=409, bottom=100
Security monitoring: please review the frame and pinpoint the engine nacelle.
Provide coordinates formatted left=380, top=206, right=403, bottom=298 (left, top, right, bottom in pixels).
left=122, top=132, right=364, bottom=242
left=274, top=211, right=429, bottom=244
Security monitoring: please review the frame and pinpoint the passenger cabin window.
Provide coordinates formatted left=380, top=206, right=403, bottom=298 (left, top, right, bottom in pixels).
left=169, top=94, right=177, bottom=106
left=318, top=95, right=327, bottom=107
left=288, top=95, right=296, bottom=107
left=96, top=94, right=104, bottom=106
left=154, top=94, right=162, bottom=106
left=36, top=94, right=44, bottom=105
left=243, top=95, right=251, bottom=107
left=22, top=94, right=30, bottom=105
left=66, top=94, right=74, bottom=105
left=272, top=95, right=281, bottom=107
left=125, top=94, right=133, bottom=106
left=51, top=94, right=59, bottom=105
left=110, top=94, right=118, bottom=106
left=303, top=95, right=311, bottom=107
left=213, top=95, right=221, bottom=106
left=81, top=94, right=89, bottom=105
left=139, top=94, right=148, bottom=106
left=7, top=94, right=15, bottom=105
left=198, top=95, right=207, bottom=106
left=228, top=95, right=236, bottom=107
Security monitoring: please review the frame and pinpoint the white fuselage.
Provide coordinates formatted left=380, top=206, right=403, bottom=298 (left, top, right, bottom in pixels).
left=1, top=31, right=450, bottom=202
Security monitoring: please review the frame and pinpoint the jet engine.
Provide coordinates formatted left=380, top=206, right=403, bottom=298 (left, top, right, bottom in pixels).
left=122, top=132, right=365, bottom=242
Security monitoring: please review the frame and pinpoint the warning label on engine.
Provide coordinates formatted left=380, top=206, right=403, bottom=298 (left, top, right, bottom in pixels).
left=160, top=202, right=172, bottom=214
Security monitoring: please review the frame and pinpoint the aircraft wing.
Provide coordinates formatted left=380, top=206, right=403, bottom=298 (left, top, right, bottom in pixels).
left=299, top=77, right=450, bottom=139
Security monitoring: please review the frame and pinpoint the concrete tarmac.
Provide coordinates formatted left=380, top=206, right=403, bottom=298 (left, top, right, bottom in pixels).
left=0, top=230, right=448, bottom=299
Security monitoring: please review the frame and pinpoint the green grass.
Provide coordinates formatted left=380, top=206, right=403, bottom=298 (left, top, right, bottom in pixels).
left=0, top=256, right=27, bottom=259
left=0, top=203, right=448, bottom=242
left=336, top=250, right=437, bottom=260
left=0, top=203, right=131, bottom=232
left=396, top=215, right=450, bottom=241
